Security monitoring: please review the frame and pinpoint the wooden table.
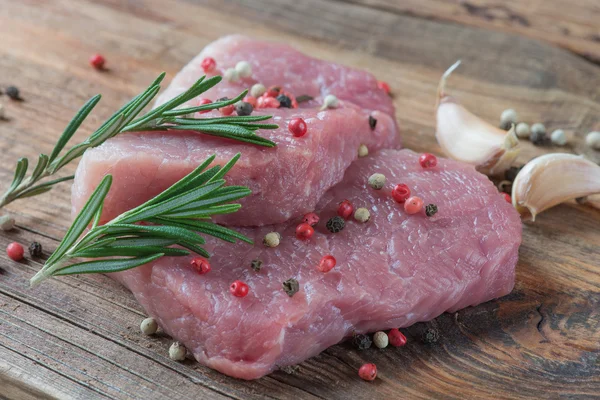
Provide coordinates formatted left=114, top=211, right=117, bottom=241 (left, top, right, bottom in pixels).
left=1, top=1, right=599, bottom=398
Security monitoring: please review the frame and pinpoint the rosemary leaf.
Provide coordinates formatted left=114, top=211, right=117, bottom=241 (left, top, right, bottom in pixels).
left=53, top=254, right=165, bottom=276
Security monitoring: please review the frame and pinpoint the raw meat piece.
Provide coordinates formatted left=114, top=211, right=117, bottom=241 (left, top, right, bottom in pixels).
left=72, top=35, right=400, bottom=226
left=106, top=149, right=522, bottom=380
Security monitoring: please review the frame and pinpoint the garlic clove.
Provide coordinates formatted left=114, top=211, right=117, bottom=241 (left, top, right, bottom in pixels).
left=435, top=61, right=520, bottom=176
left=511, top=153, right=600, bottom=220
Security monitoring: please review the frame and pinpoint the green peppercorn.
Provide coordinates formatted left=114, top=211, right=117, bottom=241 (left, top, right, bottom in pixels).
left=235, top=101, right=253, bottom=116
left=28, top=241, right=43, bottom=258
left=326, top=216, right=345, bottom=233
left=250, top=259, right=263, bottom=272
left=425, top=204, right=438, bottom=217
left=283, top=278, right=299, bottom=297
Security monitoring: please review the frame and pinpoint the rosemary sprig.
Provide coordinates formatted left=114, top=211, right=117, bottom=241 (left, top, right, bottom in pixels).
left=30, top=154, right=252, bottom=286
left=0, top=74, right=276, bottom=210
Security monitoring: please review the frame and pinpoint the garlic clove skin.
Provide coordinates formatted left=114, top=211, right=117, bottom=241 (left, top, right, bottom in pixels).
left=435, top=61, right=520, bottom=176
left=511, top=153, right=600, bottom=220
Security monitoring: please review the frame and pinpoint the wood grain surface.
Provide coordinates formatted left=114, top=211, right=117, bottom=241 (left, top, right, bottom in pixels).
left=0, top=0, right=599, bottom=399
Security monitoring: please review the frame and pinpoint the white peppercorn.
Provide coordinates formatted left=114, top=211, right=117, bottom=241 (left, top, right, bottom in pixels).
left=358, top=144, right=368, bottom=158
left=223, top=68, right=239, bottom=83
left=515, top=122, right=530, bottom=139
left=140, top=317, right=158, bottom=335
left=354, top=208, right=371, bottom=223
left=0, top=215, right=15, bottom=231
left=321, top=94, right=339, bottom=110
left=263, top=232, right=281, bottom=248
left=250, top=83, right=266, bottom=98
left=550, top=129, right=567, bottom=146
left=235, top=61, right=252, bottom=78
left=500, top=109, right=518, bottom=129
left=373, top=331, right=389, bottom=348
left=368, top=173, right=386, bottom=190
left=169, top=342, right=186, bottom=361
left=586, top=131, right=600, bottom=150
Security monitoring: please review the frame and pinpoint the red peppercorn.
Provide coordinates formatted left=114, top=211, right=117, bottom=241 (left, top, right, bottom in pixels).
left=219, top=104, right=235, bottom=116
left=358, top=363, right=377, bottom=381
left=281, top=90, right=299, bottom=108
left=230, top=280, right=249, bottom=297
left=89, top=54, right=105, bottom=69
left=404, top=196, right=424, bottom=214
left=265, top=86, right=281, bottom=97
left=6, top=242, right=24, bottom=261
left=288, top=118, right=308, bottom=137
left=388, top=328, right=407, bottom=347
left=201, top=57, right=216, bottom=73
left=302, top=212, right=320, bottom=227
left=295, top=223, right=314, bottom=240
left=377, top=80, right=390, bottom=95
left=392, top=184, right=411, bottom=203
left=337, top=200, right=354, bottom=220
left=256, top=95, right=280, bottom=109
left=196, top=98, right=212, bottom=115
left=419, top=153, right=438, bottom=169
left=191, top=257, right=211, bottom=274
left=503, top=193, right=512, bottom=203
left=318, top=255, right=336, bottom=272
left=243, top=95, right=257, bottom=108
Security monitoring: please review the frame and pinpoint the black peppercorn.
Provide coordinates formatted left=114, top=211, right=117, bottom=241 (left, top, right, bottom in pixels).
left=530, top=130, right=547, bottom=146
left=29, top=241, right=43, bottom=258
left=5, top=86, right=20, bottom=100
left=283, top=278, right=299, bottom=297
left=425, top=204, right=438, bottom=217
left=250, top=259, right=263, bottom=272
left=352, top=334, right=372, bottom=350
left=369, top=115, right=377, bottom=130
left=504, top=165, right=523, bottom=182
left=326, top=216, right=345, bottom=233
left=276, top=94, right=292, bottom=108
left=422, top=328, right=439, bottom=344
left=235, top=101, right=254, bottom=116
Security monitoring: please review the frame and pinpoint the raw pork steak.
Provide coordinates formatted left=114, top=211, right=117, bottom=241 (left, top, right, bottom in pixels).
left=106, top=149, right=522, bottom=380
left=72, top=35, right=400, bottom=226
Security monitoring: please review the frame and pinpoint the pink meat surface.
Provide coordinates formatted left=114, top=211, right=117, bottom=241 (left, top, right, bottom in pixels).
left=72, top=35, right=400, bottom=226
left=107, top=149, right=522, bottom=380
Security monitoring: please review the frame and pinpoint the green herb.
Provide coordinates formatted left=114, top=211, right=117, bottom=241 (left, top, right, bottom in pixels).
left=0, top=74, right=277, bottom=210
left=30, top=153, right=252, bottom=286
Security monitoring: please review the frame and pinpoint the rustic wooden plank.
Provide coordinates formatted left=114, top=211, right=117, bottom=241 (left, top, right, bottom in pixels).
left=0, top=0, right=599, bottom=398
left=338, top=0, right=600, bottom=64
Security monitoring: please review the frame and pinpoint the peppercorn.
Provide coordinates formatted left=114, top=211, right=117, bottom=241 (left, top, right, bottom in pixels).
left=242, top=95, right=257, bottom=108
left=504, top=165, right=523, bottom=182
left=550, top=129, right=567, bottom=146
left=250, top=83, right=266, bottom=98
left=223, top=68, right=239, bottom=82
left=530, top=129, right=547, bottom=146
left=235, top=60, right=252, bottom=78
left=235, top=101, right=253, bottom=116
left=6, top=242, right=24, bottom=261
left=265, top=86, right=281, bottom=97
left=392, top=184, right=411, bottom=203
left=337, top=200, right=354, bottom=220
left=404, top=196, right=424, bottom=214
left=302, top=212, right=319, bottom=227
left=216, top=97, right=234, bottom=116
left=251, top=259, right=263, bottom=272
left=288, top=117, right=307, bottom=137
left=140, top=317, right=158, bottom=335
left=354, top=208, right=370, bottom=223
left=502, top=193, right=512, bottom=203
left=263, top=232, right=281, bottom=248
left=515, top=122, right=530, bottom=139
left=500, top=109, right=518, bottom=130
left=321, top=94, right=338, bottom=110
left=358, top=363, right=377, bottom=381
left=352, top=333, right=372, bottom=350
left=388, top=328, right=407, bottom=347
left=295, top=223, right=314, bottom=240
left=586, top=131, right=600, bottom=150
left=318, top=255, right=336, bottom=272
left=201, top=57, right=216, bottom=73
left=425, top=204, right=438, bottom=217
left=369, top=115, right=377, bottom=130
left=5, top=86, right=20, bottom=100
left=358, top=144, right=368, bottom=158
left=28, top=241, right=43, bottom=258
left=326, top=216, right=345, bottom=233
left=230, top=280, right=249, bottom=297
left=419, top=153, right=438, bottom=169
left=373, top=331, right=388, bottom=348
left=422, top=328, right=440, bottom=344
left=377, top=80, right=391, bottom=95
left=169, top=342, right=186, bottom=361
left=191, top=257, right=211, bottom=274
left=277, top=94, right=292, bottom=108
left=368, top=173, right=386, bottom=190
left=0, top=215, right=15, bottom=231
left=283, top=278, right=299, bottom=297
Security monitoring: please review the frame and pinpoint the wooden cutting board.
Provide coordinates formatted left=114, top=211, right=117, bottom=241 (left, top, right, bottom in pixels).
left=0, top=1, right=598, bottom=398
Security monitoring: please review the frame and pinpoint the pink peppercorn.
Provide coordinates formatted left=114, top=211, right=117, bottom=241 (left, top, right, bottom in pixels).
left=243, top=95, right=257, bottom=108
left=302, top=212, right=320, bottom=226
left=419, top=153, right=438, bottom=168
left=318, top=255, right=336, bottom=272
left=196, top=98, right=212, bottom=115
left=388, top=328, right=407, bottom=347
left=257, top=95, right=280, bottom=109
left=230, top=280, right=249, bottom=297
left=288, top=118, right=308, bottom=137
left=392, top=184, right=411, bottom=203
left=377, top=81, right=390, bottom=95
left=201, top=57, right=216, bottom=73
left=89, top=54, right=105, bottom=69
left=503, top=193, right=512, bottom=203
left=337, top=200, right=354, bottom=220
left=191, top=257, right=211, bottom=274
left=6, top=242, right=24, bottom=261
left=358, top=363, right=377, bottom=381
left=295, top=223, right=314, bottom=240
left=404, top=196, right=424, bottom=214
left=219, top=104, right=235, bottom=116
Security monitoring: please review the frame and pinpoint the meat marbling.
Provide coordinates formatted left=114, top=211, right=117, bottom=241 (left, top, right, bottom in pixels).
left=72, top=35, right=400, bottom=227
left=107, top=149, right=522, bottom=380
